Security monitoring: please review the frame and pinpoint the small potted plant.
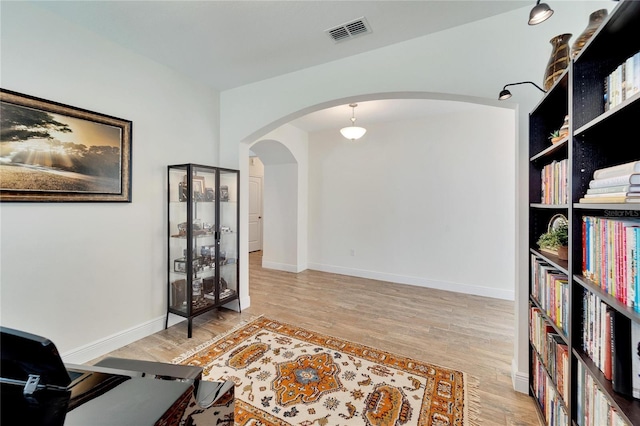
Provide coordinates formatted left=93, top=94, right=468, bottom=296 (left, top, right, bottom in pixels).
left=549, top=130, right=564, bottom=144
left=537, top=221, right=569, bottom=260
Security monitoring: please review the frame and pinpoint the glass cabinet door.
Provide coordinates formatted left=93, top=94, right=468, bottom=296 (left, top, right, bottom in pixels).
left=218, top=169, right=239, bottom=304
left=168, top=165, right=217, bottom=315
left=168, top=165, right=189, bottom=315
left=192, top=166, right=217, bottom=310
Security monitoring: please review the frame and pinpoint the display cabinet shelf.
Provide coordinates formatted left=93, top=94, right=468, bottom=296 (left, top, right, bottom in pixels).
left=530, top=203, right=570, bottom=209
left=574, top=276, right=640, bottom=323
left=530, top=248, right=568, bottom=274
left=572, top=204, right=640, bottom=211
left=530, top=138, right=568, bottom=163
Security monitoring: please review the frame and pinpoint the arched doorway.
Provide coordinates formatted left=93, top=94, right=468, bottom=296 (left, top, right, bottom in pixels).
left=248, top=137, right=307, bottom=273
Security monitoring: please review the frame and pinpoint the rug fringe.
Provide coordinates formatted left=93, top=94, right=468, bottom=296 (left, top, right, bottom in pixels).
left=464, top=373, right=481, bottom=426
left=170, top=314, right=264, bottom=364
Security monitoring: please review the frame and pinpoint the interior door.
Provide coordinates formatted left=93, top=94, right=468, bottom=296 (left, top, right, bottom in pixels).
left=248, top=176, right=263, bottom=252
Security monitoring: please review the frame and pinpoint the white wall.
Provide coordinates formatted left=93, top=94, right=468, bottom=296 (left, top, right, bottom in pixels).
left=250, top=125, right=309, bottom=272
left=263, top=164, right=298, bottom=270
left=220, top=1, right=613, bottom=393
left=308, top=106, right=515, bottom=299
left=0, top=2, right=220, bottom=360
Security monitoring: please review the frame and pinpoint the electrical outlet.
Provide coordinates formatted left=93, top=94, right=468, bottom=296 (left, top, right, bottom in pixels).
left=350, top=249, right=356, bottom=256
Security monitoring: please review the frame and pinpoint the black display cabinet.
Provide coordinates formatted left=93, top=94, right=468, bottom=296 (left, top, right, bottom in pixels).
left=165, top=164, right=240, bottom=337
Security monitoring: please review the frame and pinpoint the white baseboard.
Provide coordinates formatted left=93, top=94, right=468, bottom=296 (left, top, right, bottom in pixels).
left=262, top=260, right=301, bottom=273
left=61, top=314, right=185, bottom=364
left=63, top=296, right=251, bottom=365
left=307, top=263, right=514, bottom=300
left=511, top=358, right=529, bottom=394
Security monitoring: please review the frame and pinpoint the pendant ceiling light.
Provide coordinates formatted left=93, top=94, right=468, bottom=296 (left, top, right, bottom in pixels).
left=340, top=103, right=367, bottom=141
left=528, top=0, right=554, bottom=25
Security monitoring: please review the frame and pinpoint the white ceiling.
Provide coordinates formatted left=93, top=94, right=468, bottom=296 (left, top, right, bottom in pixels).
left=30, top=0, right=526, bottom=130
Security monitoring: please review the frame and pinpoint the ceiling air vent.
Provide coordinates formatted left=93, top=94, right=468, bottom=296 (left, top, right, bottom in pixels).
left=326, top=17, right=371, bottom=43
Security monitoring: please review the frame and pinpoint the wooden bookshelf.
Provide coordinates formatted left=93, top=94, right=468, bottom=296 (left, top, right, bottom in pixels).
left=528, top=1, right=640, bottom=424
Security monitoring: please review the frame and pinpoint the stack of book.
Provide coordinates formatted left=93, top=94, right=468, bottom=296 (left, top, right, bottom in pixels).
left=579, top=160, right=640, bottom=204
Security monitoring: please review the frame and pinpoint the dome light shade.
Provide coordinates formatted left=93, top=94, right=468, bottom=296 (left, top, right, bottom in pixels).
left=340, top=103, right=367, bottom=141
left=340, top=126, right=367, bottom=140
left=498, top=89, right=512, bottom=100
left=528, top=1, right=554, bottom=25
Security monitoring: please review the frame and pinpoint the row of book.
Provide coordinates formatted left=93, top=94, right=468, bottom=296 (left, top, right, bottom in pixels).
left=581, top=291, right=613, bottom=382
left=579, top=160, right=640, bottom=204
left=581, top=289, right=640, bottom=401
left=531, top=255, right=569, bottom=334
left=576, top=362, right=630, bottom=426
left=530, top=306, right=569, bottom=405
left=604, top=50, right=640, bottom=111
left=581, top=216, right=640, bottom=310
left=541, top=159, right=568, bottom=205
left=532, top=353, right=569, bottom=426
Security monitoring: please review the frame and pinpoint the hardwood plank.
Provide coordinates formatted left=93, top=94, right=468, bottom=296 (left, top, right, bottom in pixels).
left=91, top=251, right=540, bottom=426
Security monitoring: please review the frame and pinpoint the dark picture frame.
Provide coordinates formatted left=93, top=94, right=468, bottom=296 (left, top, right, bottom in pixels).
left=0, top=89, right=132, bottom=202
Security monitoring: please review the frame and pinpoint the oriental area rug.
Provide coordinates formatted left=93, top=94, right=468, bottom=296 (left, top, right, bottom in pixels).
left=173, top=316, right=479, bottom=426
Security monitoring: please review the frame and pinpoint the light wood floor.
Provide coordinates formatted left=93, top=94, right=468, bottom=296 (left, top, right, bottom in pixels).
left=93, top=251, right=541, bottom=425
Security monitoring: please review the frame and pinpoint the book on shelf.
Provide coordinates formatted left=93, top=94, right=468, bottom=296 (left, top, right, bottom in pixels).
left=582, top=290, right=614, bottom=378
left=579, top=195, right=640, bottom=204
left=605, top=51, right=640, bottom=111
left=582, top=290, right=638, bottom=401
left=531, top=255, right=569, bottom=333
left=612, top=314, right=632, bottom=398
left=633, top=320, right=640, bottom=399
left=587, top=184, right=640, bottom=195
left=577, top=361, right=630, bottom=426
left=605, top=306, right=613, bottom=381
left=593, top=160, right=640, bottom=180
left=588, top=173, right=640, bottom=189
left=584, top=192, right=640, bottom=198
left=609, top=307, right=616, bottom=383
left=626, top=225, right=639, bottom=310
left=582, top=216, right=640, bottom=308
left=541, top=159, right=568, bottom=204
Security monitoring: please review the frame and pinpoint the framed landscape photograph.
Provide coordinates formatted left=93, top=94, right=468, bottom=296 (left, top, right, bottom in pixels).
left=0, top=89, right=132, bottom=202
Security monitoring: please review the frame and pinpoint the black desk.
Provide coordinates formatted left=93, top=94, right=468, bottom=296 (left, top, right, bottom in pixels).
left=1, top=363, right=234, bottom=426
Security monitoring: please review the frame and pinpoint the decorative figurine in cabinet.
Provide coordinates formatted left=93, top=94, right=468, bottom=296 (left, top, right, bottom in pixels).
left=166, top=164, right=240, bottom=337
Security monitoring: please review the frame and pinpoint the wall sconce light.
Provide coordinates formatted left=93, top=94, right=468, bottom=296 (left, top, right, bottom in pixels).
left=498, top=81, right=546, bottom=100
left=528, top=0, right=554, bottom=25
left=340, top=103, right=367, bottom=141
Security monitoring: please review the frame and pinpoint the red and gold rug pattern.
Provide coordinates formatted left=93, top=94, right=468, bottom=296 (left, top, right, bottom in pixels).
left=173, top=317, right=479, bottom=426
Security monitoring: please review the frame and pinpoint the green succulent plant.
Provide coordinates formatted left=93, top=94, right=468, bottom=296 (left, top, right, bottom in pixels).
left=537, top=222, right=569, bottom=249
